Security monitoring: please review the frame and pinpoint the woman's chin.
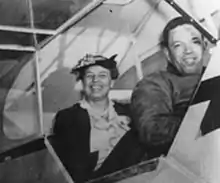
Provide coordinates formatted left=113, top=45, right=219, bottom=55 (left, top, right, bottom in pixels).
left=90, top=94, right=106, bottom=101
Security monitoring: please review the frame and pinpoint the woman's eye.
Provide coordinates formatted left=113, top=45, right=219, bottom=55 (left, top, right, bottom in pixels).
left=173, top=43, right=181, bottom=49
left=85, top=74, right=93, bottom=78
left=99, top=74, right=108, bottom=78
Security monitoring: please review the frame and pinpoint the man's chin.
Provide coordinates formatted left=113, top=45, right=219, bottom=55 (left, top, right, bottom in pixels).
left=183, top=67, right=202, bottom=75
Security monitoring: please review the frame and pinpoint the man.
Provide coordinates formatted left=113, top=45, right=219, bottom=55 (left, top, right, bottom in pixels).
left=131, top=16, right=207, bottom=159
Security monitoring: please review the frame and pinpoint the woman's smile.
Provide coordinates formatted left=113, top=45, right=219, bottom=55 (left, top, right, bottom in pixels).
left=91, top=85, right=103, bottom=91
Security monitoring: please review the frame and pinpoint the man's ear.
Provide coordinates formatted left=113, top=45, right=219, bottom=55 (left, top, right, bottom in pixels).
left=203, top=40, right=208, bottom=51
left=163, top=47, right=171, bottom=62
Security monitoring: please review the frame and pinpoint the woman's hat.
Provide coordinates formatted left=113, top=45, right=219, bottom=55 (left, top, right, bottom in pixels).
left=71, top=54, right=119, bottom=80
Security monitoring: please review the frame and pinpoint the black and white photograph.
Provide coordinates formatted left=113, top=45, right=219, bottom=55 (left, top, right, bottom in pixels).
left=0, top=0, right=220, bottom=183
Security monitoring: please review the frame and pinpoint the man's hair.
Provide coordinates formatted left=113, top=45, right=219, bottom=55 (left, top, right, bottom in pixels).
left=161, top=16, right=200, bottom=48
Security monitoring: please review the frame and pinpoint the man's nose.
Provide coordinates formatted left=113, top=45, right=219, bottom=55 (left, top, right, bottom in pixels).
left=184, top=44, right=193, bottom=53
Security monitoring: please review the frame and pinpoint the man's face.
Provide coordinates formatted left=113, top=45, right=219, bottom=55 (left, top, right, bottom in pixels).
left=166, top=24, right=205, bottom=75
left=82, top=65, right=112, bottom=101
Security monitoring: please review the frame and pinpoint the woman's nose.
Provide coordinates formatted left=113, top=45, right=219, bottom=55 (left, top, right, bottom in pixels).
left=92, top=75, right=99, bottom=82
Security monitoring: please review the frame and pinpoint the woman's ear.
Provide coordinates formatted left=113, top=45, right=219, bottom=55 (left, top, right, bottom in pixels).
left=74, top=80, right=83, bottom=91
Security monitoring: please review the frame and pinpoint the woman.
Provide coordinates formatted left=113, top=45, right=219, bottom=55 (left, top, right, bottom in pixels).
left=52, top=54, right=145, bottom=183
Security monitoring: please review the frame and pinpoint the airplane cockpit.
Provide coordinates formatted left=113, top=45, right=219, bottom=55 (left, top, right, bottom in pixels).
left=0, top=0, right=220, bottom=183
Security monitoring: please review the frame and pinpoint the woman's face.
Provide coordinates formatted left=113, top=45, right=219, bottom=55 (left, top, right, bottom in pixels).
left=82, top=65, right=112, bottom=101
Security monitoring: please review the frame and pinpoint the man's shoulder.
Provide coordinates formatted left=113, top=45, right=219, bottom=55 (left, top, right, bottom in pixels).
left=131, top=70, right=177, bottom=100
left=146, top=70, right=174, bottom=79
left=137, top=70, right=172, bottom=87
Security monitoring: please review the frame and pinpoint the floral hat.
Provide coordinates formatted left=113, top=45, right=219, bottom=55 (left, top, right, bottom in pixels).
left=71, top=54, right=119, bottom=80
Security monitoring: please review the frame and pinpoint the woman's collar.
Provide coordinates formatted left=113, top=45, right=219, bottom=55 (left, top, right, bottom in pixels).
left=79, top=98, right=115, bottom=111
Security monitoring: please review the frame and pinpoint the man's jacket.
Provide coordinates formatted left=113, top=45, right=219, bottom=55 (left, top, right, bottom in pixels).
left=131, top=63, right=202, bottom=156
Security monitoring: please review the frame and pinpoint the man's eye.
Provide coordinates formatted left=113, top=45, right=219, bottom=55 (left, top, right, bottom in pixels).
left=193, top=39, right=202, bottom=45
left=192, top=37, right=202, bottom=45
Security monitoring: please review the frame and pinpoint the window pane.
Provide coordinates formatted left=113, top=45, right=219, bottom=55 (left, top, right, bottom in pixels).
left=0, top=51, right=41, bottom=153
